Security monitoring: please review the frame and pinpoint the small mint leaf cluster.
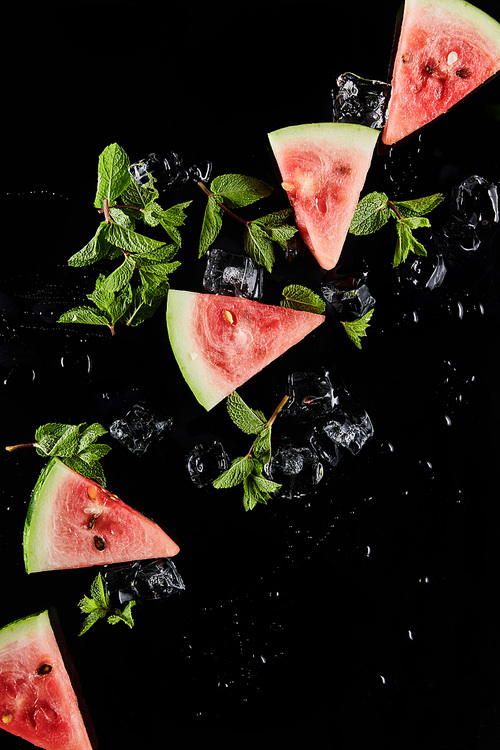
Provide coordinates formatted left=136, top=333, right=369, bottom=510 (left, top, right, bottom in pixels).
left=198, top=174, right=297, bottom=272
left=59, top=143, right=191, bottom=334
left=212, top=391, right=287, bottom=511
left=349, top=191, right=444, bottom=266
left=5, top=422, right=111, bottom=484
left=78, top=573, right=136, bottom=636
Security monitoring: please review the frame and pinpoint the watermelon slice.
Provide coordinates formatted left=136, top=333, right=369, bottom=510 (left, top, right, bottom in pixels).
left=382, top=0, right=500, bottom=145
left=166, top=289, right=324, bottom=410
left=24, top=458, right=179, bottom=573
left=0, top=610, right=94, bottom=750
left=267, top=123, right=379, bottom=270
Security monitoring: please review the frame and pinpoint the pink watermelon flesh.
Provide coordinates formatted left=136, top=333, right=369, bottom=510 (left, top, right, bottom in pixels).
left=383, top=0, right=500, bottom=144
left=24, top=458, right=180, bottom=573
left=166, top=289, right=325, bottom=410
left=0, top=610, right=94, bottom=750
left=268, top=123, right=380, bottom=270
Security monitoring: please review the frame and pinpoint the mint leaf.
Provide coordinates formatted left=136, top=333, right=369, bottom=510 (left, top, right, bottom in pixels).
left=394, top=220, right=428, bottom=266
left=58, top=306, right=111, bottom=328
left=199, top=195, right=223, bottom=257
left=94, top=143, right=132, bottom=209
left=31, top=421, right=110, bottom=482
left=226, top=391, right=267, bottom=434
left=211, top=174, right=272, bottom=208
left=213, top=455, right=254, bottom=489
left=350, top=191, right=390, bottom=235
left=280, top=285, right=325, bottom=314
left=107, top=600, right=136, bottom=628
left=90, top=572, right=110, bottom=609
left=68, top=222, right=121, bottom=267
left=341, top=309, right=374, bottom=349
left=391, top=193, right=444, bottom=217
left=244, top=222, right=275, bottom=273
left=78, top=573, right=136, bottom=635
left=251, top=426, right=272, bottom=465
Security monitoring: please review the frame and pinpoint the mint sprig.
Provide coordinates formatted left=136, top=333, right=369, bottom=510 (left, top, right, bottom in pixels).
left=350, top=191, right=444, bottom=267
left=198, top=174, right=297, bottom=272
left=5, top=422, right=110, bottom=484
left=60, top=143, right=190, bottom=334
left=78, top=573, right=136, bottom=636
left=213, top=391, right=287, bottom=511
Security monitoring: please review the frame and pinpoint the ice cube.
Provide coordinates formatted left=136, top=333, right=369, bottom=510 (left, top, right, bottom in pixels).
left=316, top=407, right=374, bottom=457
left=203, top=248, right=264, bottom=299
left=332, top=72, right=390, bottom=128
left=451, top=175, right=499, bottom=227
left=265, top=442, right=324, bottom=499
left=395, top=253, right=447, bottom=291
left=321, top=280, right=376, bottom=321
left=104, top=558, right=185, bottom=606
left=186, top=440, right=230, bottom=488
left=109, top=403, right=173, bottom=455
left=129, top=151, right=212, bottom=188
left=282, top=370, right=341, bottom=424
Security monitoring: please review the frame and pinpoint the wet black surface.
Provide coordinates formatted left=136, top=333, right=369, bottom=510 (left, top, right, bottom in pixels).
left=1, top=1, right=500, bottom=748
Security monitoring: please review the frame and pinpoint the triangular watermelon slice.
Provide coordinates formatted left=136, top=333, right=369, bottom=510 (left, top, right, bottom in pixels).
left=267, top=122, right=380, bottom=270
left=0, top=610, right=94, bottom=750
left=382, top=0, right=500, bottom=145
left=166, top=289, right=324, bottom=410
left=24, top=458, right=180, bottom=573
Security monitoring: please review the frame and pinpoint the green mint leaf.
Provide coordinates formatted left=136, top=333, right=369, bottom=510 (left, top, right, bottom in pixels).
left=77, top=423, right=108, bottom=451
left=350, top=191, right=390, bottom=235
left=341, top=309, right=374, bottom=349
left=251, top=426, right=272, bottom=465
left=68, top=222, right=121, bottom=267
left=252, top=208, right=294, bottom=228
left=105, top=222, right=170, bottom=257
left=391, top=192, right=444, bottom=217
left=213, top=455, right=254, bottom=489
left=226, top=391, right=267, bottom=435
left=242, top=472, right=281, bottom=511
left=211, top=174, right=272, bottom=208
left=199, top=195, right=223, bottom=258
left=78, top=595, right=101, bottom=614
left=120, top=176, right=159, bottom=212
left=393, top=220, right=428, bottom=267
left=94, top=143, right=132, bottom=209
left=108, top=600, right=136, bottom=628
left=58, top=305, right=111, bottom=329
left=280, top=285, right=326, bottom=314
left=35, top=422, right=84, bottom=458
left=244, top=223, right=275, bottom=273
left=90, top=573, right=110, bottom=609
left=102, top=256, right=136, bottom=294
left=78, top=610, right=106, bottom=636
left=63, top=456, right=106, bottom=484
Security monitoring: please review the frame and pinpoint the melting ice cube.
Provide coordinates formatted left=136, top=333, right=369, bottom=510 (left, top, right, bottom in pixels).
left=395, top=253, right=447, bottom=291
left=332, top=72, right=390, bottom=128
left=282, top=370, right=341, bottom=424
left=203, top=248, right=264, bottom=299
left=321, top=279, right=376, bottom=321
left=314, top=407, right=374, bottom=459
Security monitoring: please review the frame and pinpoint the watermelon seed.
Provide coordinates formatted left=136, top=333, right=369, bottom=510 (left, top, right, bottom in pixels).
left=88, top=513, right=99, bottom=530
left=223, top=309, right=235, bottom=325
left=86, top=485, right=97, bottom=500
left=94, top=535, right=106, bottom=551
left=456, top=68, right=471, bottom=78
left=36, top=663, right=52, bottom=675
left=1, top=712, right=13, bottom=724
left=425, top=63, right=435, bottom=75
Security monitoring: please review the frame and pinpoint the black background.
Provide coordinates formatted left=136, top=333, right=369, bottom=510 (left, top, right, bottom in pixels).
left=1, top=1, right=500, bottom=748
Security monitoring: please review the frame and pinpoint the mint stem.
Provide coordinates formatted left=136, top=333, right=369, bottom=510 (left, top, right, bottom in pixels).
left=387, top=200, right=403, bottom=220
left=5, top=442, right=38, bottom=452
left=197, top=181, right=249, bottom=226
left=103, top=199, right=112, bottom=223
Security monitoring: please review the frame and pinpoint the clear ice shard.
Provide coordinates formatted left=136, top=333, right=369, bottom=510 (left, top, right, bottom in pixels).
left=451, top=175, right=499, bottom=228
left=129, top=151, right=212, bottom=188
left=109, top=403, right=173, bottom=455
left=203, top=248, right=264, bottom=299
left=186, top=440, right=230, bottom=488
left=104, top=558, right=185, bottom=606
left=321, top=279, right=376, bottom=320
left=395, top=253, right=447, bottom=291
left=332, top=72, right=390, bottom=128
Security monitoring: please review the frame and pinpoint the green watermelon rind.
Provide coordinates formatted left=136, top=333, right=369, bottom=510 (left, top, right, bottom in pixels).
left=0, top=610, right=48, bottom=644
left=23, top=458, right=63, bottom=574
left=268, top=122, right=381, bottom=152
left=166, top=288, right=217, bottom=410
